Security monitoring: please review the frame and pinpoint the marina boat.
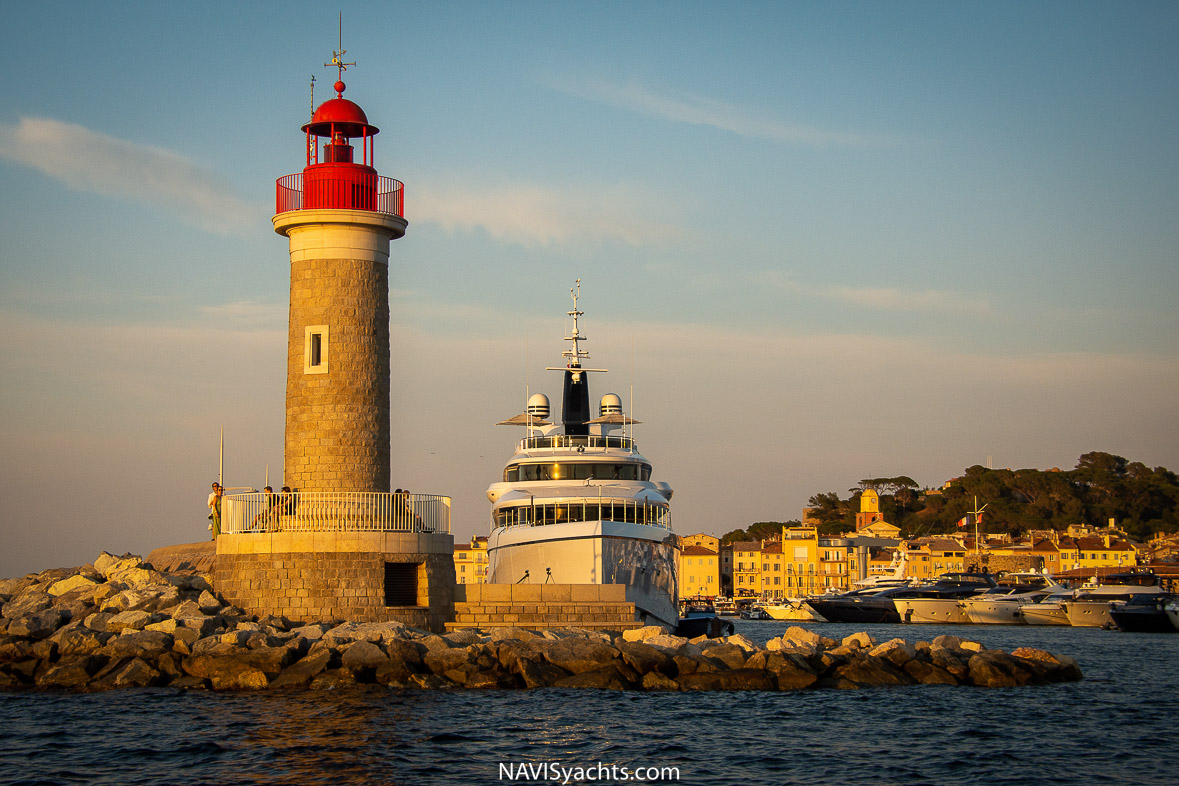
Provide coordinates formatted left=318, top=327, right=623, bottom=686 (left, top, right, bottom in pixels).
left=713, top=597, right=740, bottom=617
left=1063, top=571, right=1165, bottom=628
left=893, top=573, right=998, bottom=624
left=764, top=598, right=822, bottom=621
left=960, top=573, right=1063, bottom=625
left=1165, top=599, right=1179, bottom=632
left=485, top=282, right=678, bottom=628
left=1108, top=595, right=1176, bottom=633
left=1020, top=598, right=1073, bottom=626
left=804, top=583, right=925, bottom=624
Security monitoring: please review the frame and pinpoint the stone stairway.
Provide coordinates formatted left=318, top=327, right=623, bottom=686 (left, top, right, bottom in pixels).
left=445, top=583, right=644, bottom=631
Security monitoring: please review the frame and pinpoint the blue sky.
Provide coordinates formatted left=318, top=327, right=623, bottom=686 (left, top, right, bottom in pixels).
left=1, top=1, right=1176, bottom=577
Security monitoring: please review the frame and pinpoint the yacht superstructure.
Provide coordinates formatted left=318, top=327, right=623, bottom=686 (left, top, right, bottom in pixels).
left=485, top=282, right=678, bottom=627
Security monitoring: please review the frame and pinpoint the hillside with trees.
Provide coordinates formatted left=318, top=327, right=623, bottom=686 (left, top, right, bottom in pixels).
left=801, top=452, right=1179, bottom=542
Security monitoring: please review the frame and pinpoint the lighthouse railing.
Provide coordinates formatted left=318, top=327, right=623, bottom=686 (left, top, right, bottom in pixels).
left=275, top=173, right=404, bottom=217
left=221, top=491, right=450, bottom=535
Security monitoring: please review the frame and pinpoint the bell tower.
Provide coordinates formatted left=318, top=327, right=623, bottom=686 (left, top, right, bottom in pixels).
left=273, top=58, right=407, bottom=493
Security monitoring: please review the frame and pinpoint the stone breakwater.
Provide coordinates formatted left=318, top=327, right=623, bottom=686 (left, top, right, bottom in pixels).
left=1, top=553, right=1083, bottom=692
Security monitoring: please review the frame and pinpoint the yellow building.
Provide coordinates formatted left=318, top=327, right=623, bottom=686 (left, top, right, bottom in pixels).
left=680, top=533, right=720, bottom=552
left=679, top=545, right=720, bottom=599
left=729, top=541, right=762, bottom=597
left=1055, top=534, right=1138, bottom=571
left=759, top=541, right=786, bottom=598
left=779, top=526, right=851, bottom=596
left=902, top=537, right=967, bottom=580
left=453, top=536, right=489, bottom=585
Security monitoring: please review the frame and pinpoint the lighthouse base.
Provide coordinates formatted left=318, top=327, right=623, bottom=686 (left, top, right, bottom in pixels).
left=214, top=531, right=455, bottom=633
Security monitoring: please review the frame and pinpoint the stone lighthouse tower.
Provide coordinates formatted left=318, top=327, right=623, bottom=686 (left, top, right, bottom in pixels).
left=213, top=50, right=454, bottom=632
left=273, top=74, right=405, bottom=493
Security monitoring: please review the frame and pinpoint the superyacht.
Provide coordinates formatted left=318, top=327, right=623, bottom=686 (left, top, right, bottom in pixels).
left=485, top=282, right=679, bottom=628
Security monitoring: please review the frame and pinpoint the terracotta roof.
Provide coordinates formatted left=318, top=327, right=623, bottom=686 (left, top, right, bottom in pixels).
left=681, top=545, right=718, bottom=557
left=761, top=542, right=783, bottom=554
left=727, top=541, right=762, bottom=552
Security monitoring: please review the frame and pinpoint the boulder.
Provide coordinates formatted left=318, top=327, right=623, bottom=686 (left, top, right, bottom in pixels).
left=869, top=638, right=917, bottom=668
left=424, top=646, right=471, bottom=676
left=518, top=658, right=570, bottom=689
left=542, top=637, right=618, bottom=674
left=309, top=668, right=356, bottom=690
left=36, top=655, right=102, bottom=689
left=270, top=650, right=332, bottom=689
left=323, top=621, right=408, bottom=646
left=182, top=653, right=269, bottom=690
left=488, top=627, right=541, bottom=643
left=746, top=651, right=818, bottom=690
left=106, top=610, right=153, bottom=634
left=9, top=609, right=69, bottom=639
left=340, top=641, right=389, bottom=677
left=724, top=634, right=760, bottom=653
left=621, top=625, right=665, bottom=643
left=700, top=642, right=748, bottom=670
left=48, top=575, right=100, bottom=597
left=833, top=655, right=914, bottom=688
left=196, top=590, right=222, bottom=612
left=640, top=633, right=688, bottom=653
left=640, top=671, right=680, bottom=691
left=3, top=590, right=53, bottom=620
left=615, top=641, right=675, bottom=677
left=841, top=632, right=876, bottom=650
left=98, top=630, right=174, bottom=662
left=903, top=660, right=960, bottom=685
left=677, top=668, right=776, bottom=691
left=967, top=651, right=1034, bottom=688
left=552, top=662, right=634, bottom=690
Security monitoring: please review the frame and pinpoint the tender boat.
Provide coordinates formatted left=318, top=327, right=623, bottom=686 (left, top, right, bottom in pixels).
left=485, top=282, right=678, bottom=628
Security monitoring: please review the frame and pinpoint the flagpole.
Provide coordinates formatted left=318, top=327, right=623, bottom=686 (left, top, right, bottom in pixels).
left=219, top=427, right=224, bottom=489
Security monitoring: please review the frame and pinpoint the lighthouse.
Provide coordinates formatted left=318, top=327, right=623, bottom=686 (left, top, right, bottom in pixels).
left=213, top=46, right=454, bottom=632
left=273, top=72, right=406, bottom=493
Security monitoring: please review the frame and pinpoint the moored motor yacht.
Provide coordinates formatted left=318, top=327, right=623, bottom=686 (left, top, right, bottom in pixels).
left=1109, top=594, right=1175, bottom=633
left=764, top=598, right=822, bottom=621
left=893, top=573, right=999, bottom=624
left=804, top=583, right=925, bottom=624
left=1063, top=571, right=1165, bottom=628
left=485, top=282, right=678, bottom=628
left=960, top=573, right=1063, bottom=625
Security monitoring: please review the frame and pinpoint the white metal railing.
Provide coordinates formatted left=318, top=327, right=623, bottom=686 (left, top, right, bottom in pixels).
left=221, top=491, right=451, bottom=534
left=520, top=435, right=635, bottom=451
left=493, top=498, right=671, bottom=531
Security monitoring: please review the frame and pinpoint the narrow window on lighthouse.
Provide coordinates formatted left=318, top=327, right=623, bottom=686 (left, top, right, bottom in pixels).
left=304, top=325, right=329, bottom=374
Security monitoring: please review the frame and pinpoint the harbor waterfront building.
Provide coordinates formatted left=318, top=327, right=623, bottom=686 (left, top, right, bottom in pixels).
left=454, top=536, right=489, bottom=585
left=678, top=545, right=720, bottom=600
left=215, top=59, right=454, bottom=632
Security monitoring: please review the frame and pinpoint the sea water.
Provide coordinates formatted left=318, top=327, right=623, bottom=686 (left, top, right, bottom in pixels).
left=1, top=622, right=1175, bottom=785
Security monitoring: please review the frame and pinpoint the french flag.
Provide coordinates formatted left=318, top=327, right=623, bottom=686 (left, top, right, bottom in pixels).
left=957, top=515, right=970, bottom=528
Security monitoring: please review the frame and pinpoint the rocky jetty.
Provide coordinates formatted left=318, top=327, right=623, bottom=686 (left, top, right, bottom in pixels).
left=1, top=554, right=1083, bottom=692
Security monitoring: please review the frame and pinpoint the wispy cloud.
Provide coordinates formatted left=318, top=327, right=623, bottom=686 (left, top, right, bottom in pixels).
left=755, top=270, right=991, bottom=315
left=545, top=76, right=886, bottom=148
left=0, top=116, right=264, bottom=234
left=414, top=180, right=680, bottom=248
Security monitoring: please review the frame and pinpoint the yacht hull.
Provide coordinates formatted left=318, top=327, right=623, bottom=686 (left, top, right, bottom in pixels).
left=895, top=598, right=971, bottom=624
left=804, top=597, right=899, bottom=624
left=764, top=600, right=821, bottom=621
left=488, top=519, right=679, bottom=628
left=961, top=598, right=1028, bottom=625
left=1020, top=602, right=1071, bottom=626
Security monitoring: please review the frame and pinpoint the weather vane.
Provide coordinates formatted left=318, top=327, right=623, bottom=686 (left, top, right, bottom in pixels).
left=324, top=11, right=355, bottom=94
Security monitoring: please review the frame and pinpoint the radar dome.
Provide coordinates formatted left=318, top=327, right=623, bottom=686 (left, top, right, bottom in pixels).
left=600, top=393, right=623, bottom=416
left=527, top=393, right=550, bottom=419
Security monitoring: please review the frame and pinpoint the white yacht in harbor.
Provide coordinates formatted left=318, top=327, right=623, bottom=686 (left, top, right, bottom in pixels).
left=485, top=282, right=679, bottom=628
